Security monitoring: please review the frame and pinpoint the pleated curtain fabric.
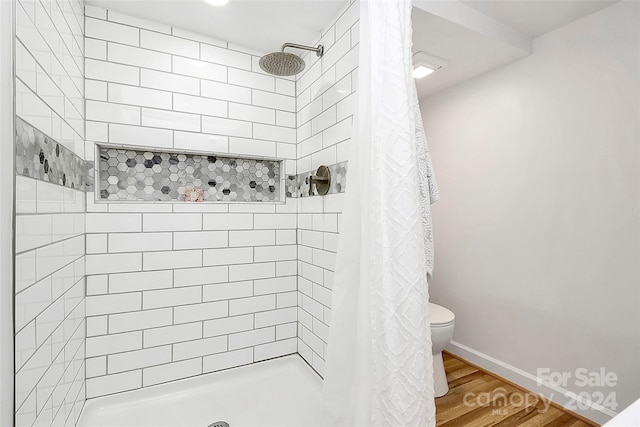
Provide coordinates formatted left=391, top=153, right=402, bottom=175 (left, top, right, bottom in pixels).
left=321, top=0, right=437, bottom=426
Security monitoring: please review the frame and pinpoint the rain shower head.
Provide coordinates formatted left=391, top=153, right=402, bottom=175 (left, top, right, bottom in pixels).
left=259, top=43, right=324, bottom=76
left=259, top=52, right=306, bottom=76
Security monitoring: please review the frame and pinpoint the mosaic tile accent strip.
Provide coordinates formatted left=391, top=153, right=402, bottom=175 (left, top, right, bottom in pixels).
left=86, top=161, right=95, bottom=192
left=15, top=117, right=87, bottom=190
left=288, top=161, right=348, bottom=198
left=98, top=146, right=282, bottom=202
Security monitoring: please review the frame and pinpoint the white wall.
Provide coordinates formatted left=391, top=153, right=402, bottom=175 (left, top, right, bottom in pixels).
left=420, top=2, right=639, bottom=423
left=83, top=6, right=300, bottom=399
left=13, top=0, right=87, bottom=426
left=295, top=0, right=358, bottom=376
left=0, top=0, right=15, bottom=425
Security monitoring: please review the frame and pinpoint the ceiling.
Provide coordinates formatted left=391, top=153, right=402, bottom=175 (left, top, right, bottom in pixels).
left=86, top=0, right=619, bottom=98
left=460, top=0, right=618, bottom=38
left=412, top=6, right=529, bottom=99
left=412, top=0, right=619, bottom=97
left=85, top=0, right=348, bottom=55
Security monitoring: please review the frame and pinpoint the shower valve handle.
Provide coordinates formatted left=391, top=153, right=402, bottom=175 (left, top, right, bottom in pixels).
left=309, top=165, right=331, bottom=196
left=310, top=176, right=329, bottom=182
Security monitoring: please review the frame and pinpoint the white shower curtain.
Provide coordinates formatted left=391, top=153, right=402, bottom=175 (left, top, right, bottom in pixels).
left=321, top=0, right=437, bottom=426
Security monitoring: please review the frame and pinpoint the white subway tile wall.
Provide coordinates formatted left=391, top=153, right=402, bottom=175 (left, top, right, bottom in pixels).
left=84, top=7, right=297, bottom=162
left=295, top=1, right=357, bottom=377
left=14, top=0, right=87, bottom=426
left=15, top=0, right=85, bottom=157
left=14, top=183, right=87, bottom=423
left=83, top=6, right=301, bottom=399
left=15, top=1, right=356, bottom=418
left=84, top=206, right=301, bottom=398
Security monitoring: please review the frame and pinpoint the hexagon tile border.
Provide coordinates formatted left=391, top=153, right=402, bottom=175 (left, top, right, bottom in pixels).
left=14, top=116, right=348, bottom=202
left=287, top=162, right=348, bottom=198
left=97, top=146, right=282, bottom=202
left=15, top=117, right=87, bottom=190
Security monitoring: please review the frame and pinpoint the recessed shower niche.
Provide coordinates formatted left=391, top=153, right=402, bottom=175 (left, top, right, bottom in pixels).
left=94, top=145, right=285, bottom=203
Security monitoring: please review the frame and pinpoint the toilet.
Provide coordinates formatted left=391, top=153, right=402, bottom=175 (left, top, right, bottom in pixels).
left=430, top=302, right=455, bottom=397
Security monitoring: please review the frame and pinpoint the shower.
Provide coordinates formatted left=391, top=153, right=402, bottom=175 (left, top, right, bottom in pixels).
left=259, top=42, right=324, bottom=76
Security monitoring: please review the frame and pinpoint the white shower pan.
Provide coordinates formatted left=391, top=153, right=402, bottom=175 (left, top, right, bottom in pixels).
left=78, top=355, right=322, bottom=427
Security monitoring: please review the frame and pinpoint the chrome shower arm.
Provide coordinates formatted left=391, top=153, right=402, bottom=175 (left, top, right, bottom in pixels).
left=281, top=43, right=324, bottom=57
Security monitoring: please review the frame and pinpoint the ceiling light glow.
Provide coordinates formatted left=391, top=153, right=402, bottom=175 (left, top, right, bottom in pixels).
left=413, top=66, right=435, bottom=79
left=204, top=0, right=229, bottom=6
left=412, top=51, right=447, bottom=79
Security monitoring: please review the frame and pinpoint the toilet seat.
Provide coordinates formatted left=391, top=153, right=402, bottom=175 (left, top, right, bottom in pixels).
left=429, top=303, right=455, bottom=328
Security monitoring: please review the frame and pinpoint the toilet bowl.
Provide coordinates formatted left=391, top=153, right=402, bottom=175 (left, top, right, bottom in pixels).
left=430, top=302, right=455, bottom=397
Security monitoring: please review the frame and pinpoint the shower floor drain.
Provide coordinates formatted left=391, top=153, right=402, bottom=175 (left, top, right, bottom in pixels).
left=208, top=422, right=230, bottom=427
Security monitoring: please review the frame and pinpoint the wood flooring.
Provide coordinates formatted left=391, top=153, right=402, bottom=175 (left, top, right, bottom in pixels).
left=435, top=352, right=599, bottom=427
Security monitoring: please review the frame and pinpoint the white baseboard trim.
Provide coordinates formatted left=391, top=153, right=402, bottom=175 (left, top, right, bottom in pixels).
left=446, top=340, right=617, bottom=425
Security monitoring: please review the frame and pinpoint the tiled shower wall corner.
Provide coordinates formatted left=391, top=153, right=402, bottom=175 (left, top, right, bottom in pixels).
left=13, top=0, right=356, bottom=417
left=295, top=0, right=358, bottom=376
left=14, top=0, right=87, bottom=425
left=83, top=6, right=299, bottom=399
